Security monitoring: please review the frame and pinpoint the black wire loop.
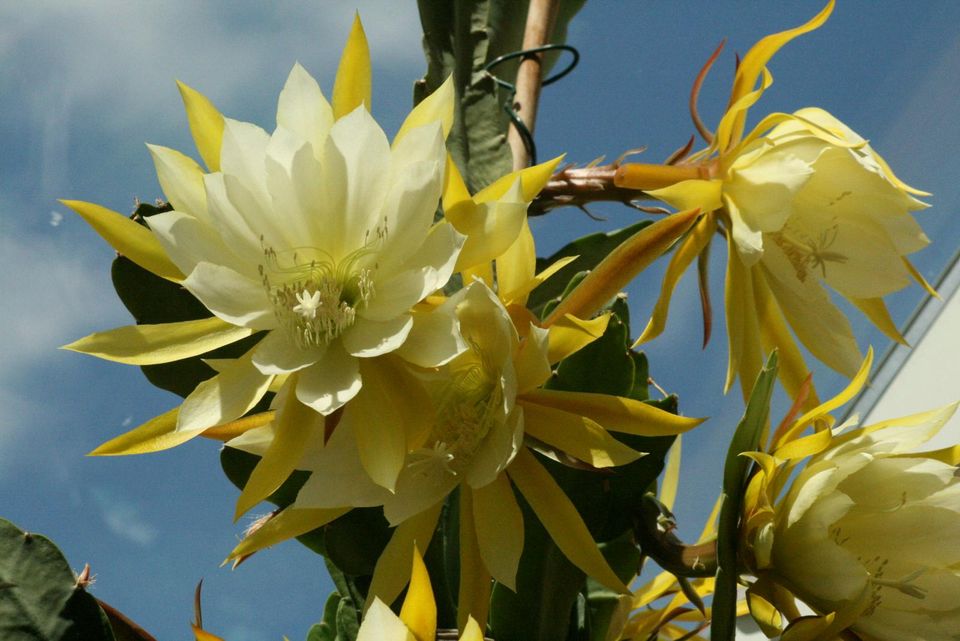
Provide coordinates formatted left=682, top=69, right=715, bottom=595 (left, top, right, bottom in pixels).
left=483, top=43, right=580, bottom=166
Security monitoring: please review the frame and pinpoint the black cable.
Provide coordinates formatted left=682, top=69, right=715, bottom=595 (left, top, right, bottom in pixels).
left=483, top=44, right=580, bottom=166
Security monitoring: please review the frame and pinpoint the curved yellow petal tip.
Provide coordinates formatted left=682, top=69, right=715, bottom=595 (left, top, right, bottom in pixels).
left=333, top=13, right=372, bottom=119
left=175, top=80, right=224, bottom=172
left=400, top=546, right=437, bottom=641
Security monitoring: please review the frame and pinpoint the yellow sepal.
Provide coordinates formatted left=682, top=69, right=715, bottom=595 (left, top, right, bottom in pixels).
left=507, top=448, right=628, bottom=593
left=332, top=13, right=371, bottom=119
left=64, top=316, right=252, bottom=365
left=176, top=80, right=224, bottom=172
left=399, top=547, right=437, bottom=641
left=60, top=199, right=184, bottom=282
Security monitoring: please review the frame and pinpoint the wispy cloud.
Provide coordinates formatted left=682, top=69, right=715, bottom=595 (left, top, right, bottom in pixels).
left=89, top=487, right=159, bottom=547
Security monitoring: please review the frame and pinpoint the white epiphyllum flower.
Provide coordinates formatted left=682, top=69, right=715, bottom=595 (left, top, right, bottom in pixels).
left=615, top=0, right=934, bottom=405
left=741, top=353, right=960, bottom=641
left=65, top=17, right=462, bottom=451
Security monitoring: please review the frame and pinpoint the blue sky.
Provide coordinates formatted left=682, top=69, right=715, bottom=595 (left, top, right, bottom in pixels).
left=1, top=2, right=958, bottom=639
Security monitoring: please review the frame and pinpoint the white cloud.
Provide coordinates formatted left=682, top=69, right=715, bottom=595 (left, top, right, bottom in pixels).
left=90, top=487, right=159, bottom=547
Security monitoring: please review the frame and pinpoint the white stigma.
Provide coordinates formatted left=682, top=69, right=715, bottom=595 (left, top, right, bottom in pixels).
left=293, top=289, right=323, bottom=319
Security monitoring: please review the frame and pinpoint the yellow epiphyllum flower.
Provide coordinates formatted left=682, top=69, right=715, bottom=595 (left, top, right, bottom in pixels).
left=66, top=18, right=463, bottom=457
left=229, top=279, right=704, bottom=629
left=615, top=0, right=932, bottom=404
left=739, top=351, right=960, bottom=640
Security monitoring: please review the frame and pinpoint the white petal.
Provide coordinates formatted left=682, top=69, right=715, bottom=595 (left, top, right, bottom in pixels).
left=183, top=262, right=276, bottom=329
left=276, top=62, right=334, bottom=157
left=361, top=269, right=430, bottom=322
left=390, top=120, right=445, bottom=177
left=357, top=599, right=415, bottom=641
left=322, top=107, right=390, bottom=259
left=382, top=459, right=459, bottom=525
left=340, top=314, right=413, bottom=358
left=219, top=117, right=272, bottom=214
left=148, top=210, right=238, bottom=277
left=454, top=180, right=528, bottom=271
left=466, top=409, right=523, bottom=489
left=294, top=418, right=390, bottom=509
left=177, top=353, right=273, bottom=432
left=401, top=221, right=465, bottom=300
left=202, top=172, right=262, bottom=261
left=264, top=127, right=324, bottom=249
left=251, top=328, right=324, bottom=374
left=295, top=341, right=362, bottom=414
left=760, top=244, right=862, bottom=377
left=373, top=159, right=444, bottom=274
left=395, top=307, right=466, bottom=368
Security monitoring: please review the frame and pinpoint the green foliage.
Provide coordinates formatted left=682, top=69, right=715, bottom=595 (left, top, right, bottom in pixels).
left=711, top=352, right=779, bottom=641
left=0, top=518, right=114, bottom=641
left=415, top=0, right=585, bottom=192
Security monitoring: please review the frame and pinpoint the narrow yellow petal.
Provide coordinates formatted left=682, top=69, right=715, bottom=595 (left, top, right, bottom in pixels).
left=474, top=155, right=564, bottom=205
left=659, top=435, right=682, bottom=511
left=199, top=411, right=276, bottom=443
left=472, top=476, right=524, bottom=590
left=521, top=401, right=643, bottom=468
left=631, top=571, right=679, bottom=609
left=746, top=584, right=782, bottom=638
left=499, top=255, right=579, bottom=308
left=227, top=507, right=348, bottom=561
left=752, top=270, right=819, bottom=409
left=851, top=297, right=907, bottom=346
left=60, top=200, right=184, bottom=282
left=395, top=75, right=454, bottom=145
left=353, top=358, right=432, bottom=492
left=773, top=426, right=833, bottom=461
left=368, top=502, right=444, bottom=612
left=457, top=490, right=492, bottom=633
left=176, top=80, right=225, bottom=172
left=496, top=220, right=536, bottom=305
left=461, top=261, right=494, bottom=289
left=507, top=448, right=628, bottom=593
left=724, top=237, right=763, bottom=398
left=698, top=495, right=723, bottom=543
left=400, top=547, right=437, bottom=641
left=791, top=348, right=873, bottom=434
left=442, top=156, right=474, bottom=218
left=89, top=409, right=270, bottom=457
left=332, top=13, right=371, bottom=119
left=646, top=179, right=723, bottom=213
left=234, top=380, right=321, bottom=519
left=64, top=316, right=252, bottom=365
left=546, top=313, right=609, bottom=364
left=726, top=0, right=834, bottom=143
left=89, top=407, right=185, bottom=456
left=543, top=208, right=701, bottom=327
left=520, top=389, right=704, bottom=436
left=513, top=325, right=552, bottom=394
left=904, top=257, right=940, bottom=298
left=636, top=212, right=716, bottom=345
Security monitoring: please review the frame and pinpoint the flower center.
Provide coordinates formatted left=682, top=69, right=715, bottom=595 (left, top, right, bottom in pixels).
left=260, top=244, right=375, bottom=349
left=426, top=362, right=502, bottom=474
left=770, top=220, right=848, bottom=282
